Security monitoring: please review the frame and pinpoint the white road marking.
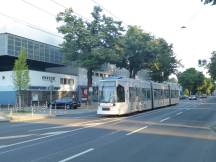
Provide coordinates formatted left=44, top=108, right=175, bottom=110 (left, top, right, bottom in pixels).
left=0, top=134, right=58, bottom=149
left=0, top=118, right=122, bottom=150
left=40, top=131, right=70, bottom=136
left=28, top=118, right=114, bottom=132
left=29, top=125, right=72, bottom=132
left=126, top=126, right=148, bottom=136
left=0, top=134, right=34, bottom=140
left=59, top=148, right=94, bottom=162
left=160, top=117, right=170, bottom=123
left=0, top=116, right=6, bottom=120
left=176, top=112, right=183, bottom=116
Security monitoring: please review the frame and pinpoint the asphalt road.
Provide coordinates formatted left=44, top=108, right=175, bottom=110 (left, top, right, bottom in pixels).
left=1, top=97, right=216, bottom=162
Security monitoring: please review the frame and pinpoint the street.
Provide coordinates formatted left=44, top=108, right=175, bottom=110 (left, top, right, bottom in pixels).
left=0, top=97, right=216, bottom=162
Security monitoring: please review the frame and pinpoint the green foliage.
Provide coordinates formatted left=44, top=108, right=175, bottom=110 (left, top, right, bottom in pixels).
left=208, top=51, right=216, bottom=80
left=197, top=78, right=215, bottom=95
left=116, top=26, right=156, bottom=78
left=149, top=38, right=179, bottom=82
left=56, top=6, right=124, bottom=86
left=13, top=49, right=30, bottom=91
left=183, top=89, right=190, bottom=96
left=168, top=77, right=178, bottom=83
left=116, top=26, right=179, bottom=80
left=202, top=0, right=216, bottom=5
left=178, top=68, right=205, bottom=95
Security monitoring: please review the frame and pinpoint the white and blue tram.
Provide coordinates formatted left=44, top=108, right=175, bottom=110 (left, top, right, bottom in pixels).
left=97, top=77, right=179, bottom=115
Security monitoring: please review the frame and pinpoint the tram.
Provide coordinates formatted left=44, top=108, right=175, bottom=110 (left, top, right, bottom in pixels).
left=97, top=77, right=179, bottom=115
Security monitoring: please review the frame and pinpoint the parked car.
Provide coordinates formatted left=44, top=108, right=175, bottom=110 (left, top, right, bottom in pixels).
left=180, top=95, right=188, bottom=100
left=199, top=94, right=207, bottom=98
left=49, top=97, right=81, bottom=109
left=188, top=95, right=197, bottom=100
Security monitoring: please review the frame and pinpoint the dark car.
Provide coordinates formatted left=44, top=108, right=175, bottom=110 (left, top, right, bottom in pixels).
left=49, top=97, right=81, bottom=109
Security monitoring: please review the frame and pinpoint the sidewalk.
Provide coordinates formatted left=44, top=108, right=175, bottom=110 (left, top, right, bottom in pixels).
left=0, top=102, right=98, bottom=122
left=0, top=112, right=10, bottom=122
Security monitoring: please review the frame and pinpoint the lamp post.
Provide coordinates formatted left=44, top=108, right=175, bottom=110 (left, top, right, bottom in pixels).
left=161, top=72, right=164, bottom=82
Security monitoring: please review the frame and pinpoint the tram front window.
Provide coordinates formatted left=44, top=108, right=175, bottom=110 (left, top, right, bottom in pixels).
left=99, top=86, right=116, bottom=103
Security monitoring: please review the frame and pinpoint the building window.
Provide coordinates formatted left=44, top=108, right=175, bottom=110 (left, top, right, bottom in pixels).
left=64, top=78, right=67, bottom=84
left=60, top=78, right=64, bottom=84
left=68, top=79, right=74, bottom=85
left=60, top=78, right=74, bottom=85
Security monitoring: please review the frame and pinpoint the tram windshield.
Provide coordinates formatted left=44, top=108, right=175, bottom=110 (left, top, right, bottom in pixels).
left=99, top=81, right=116, bottom=103
left=99, top=86, right=116, bottom=103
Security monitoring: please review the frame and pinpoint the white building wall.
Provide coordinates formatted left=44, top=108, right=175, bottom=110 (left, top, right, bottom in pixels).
left=0, top=71, right=14, bottom=91
left=0, top=70, right=78, bottom=91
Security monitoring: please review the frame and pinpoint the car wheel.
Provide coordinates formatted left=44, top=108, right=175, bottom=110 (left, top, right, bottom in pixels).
left=66, top=105, right=71, bottom=109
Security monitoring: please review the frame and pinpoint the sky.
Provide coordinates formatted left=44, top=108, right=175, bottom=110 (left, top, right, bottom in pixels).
left=0, top=0, right=216, bottom=75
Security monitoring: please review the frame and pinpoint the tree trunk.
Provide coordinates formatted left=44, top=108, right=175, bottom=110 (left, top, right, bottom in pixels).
left=87, top=69, right=93, bottom=104
left=18, top=90, right=22, bottom=109
left=132, top=69, right=137, bottom=79
left=129, top=67, right=133, bottom=78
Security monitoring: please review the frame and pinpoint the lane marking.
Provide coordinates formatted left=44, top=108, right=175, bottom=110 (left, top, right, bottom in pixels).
left=176, top=112, right=183, bottom=116
left=0, top=118, right=121, bottom=151
left=0, top=134, right=34, bottom=140
left=126, top=126, right=148, bottom=136
left=160, top=117, right=170, bottom=123
left=28, top=118, right=114, bottom=132
left=0, top=134, right=57, bottom=150
left=59, top=148, right=94, bottom=162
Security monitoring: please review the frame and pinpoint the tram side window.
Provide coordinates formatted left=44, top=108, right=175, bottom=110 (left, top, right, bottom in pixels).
left=171, top=90, right=178, bottom=98
left=164, top=89, right=169, bottom=98
left=141, top=88, right=146, bottom=101
left=154, top=89, right=158, bottom=99
left=129, top=87, right=136, bottom=102
left=137, top=88, right=144, bottom=101
left=117, top=85, right=125, bottom=102
left=147, top=89, right=151, bottom=100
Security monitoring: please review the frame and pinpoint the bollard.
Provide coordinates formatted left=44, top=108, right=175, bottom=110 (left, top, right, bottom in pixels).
left=64, top=104, right=66, bottom=115
left=10, top=106, right=13, bottom=116
left=55, top=103, right=57, bottom=115
left=31, top=105, right=34, bottom=116
left=49, top=104, right=52, bottom=116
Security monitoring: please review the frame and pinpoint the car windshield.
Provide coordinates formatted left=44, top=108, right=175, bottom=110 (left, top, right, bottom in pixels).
left=56, top=97, right=72, bottom=102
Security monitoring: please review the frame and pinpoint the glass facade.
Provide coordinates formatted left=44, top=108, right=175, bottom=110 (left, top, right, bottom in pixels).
left=0, top=33, right=63, bottom=65
left=0, top=34, right=7, bottom=56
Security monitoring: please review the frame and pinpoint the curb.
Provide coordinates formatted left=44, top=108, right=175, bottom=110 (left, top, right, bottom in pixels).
left=9, top=114, right=54, bottom=122
left=0, top=113, right=10, bottom=122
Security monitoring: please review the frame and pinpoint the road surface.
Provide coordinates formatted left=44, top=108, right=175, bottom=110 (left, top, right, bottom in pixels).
left=0, top=97, right=216, bottom=162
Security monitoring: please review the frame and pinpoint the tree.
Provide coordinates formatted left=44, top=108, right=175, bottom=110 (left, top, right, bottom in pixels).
left=116, top=26, right=156, bottom=78
left=208, top=51, right=216, bottom=80
left=168, top=77, right=178, bottom=83
left=149, top=38, right=179, bottom=82
left=13, top=49, right=30, bottom=108
left=178, top=68, right=205, bottom=95
left=197, top=78, right=215, bottom=95
left=56, top=6, right=124, bottom=92
left=183, top=89, right=190, bottom=96
left=202, top=0, right=216, bottom=5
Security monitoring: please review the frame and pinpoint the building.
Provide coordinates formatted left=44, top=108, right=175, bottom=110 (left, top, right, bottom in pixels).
left=0, top=33, right=64, bottom=71
left=0, top=32, right=146, bottom=106
left=0, top=33, right=77, bottom=106
left=0, top=33, right=111, bottom=106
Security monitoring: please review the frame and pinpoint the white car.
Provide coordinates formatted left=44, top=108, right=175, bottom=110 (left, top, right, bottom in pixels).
left=188, top=95, right=197, bottom=100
